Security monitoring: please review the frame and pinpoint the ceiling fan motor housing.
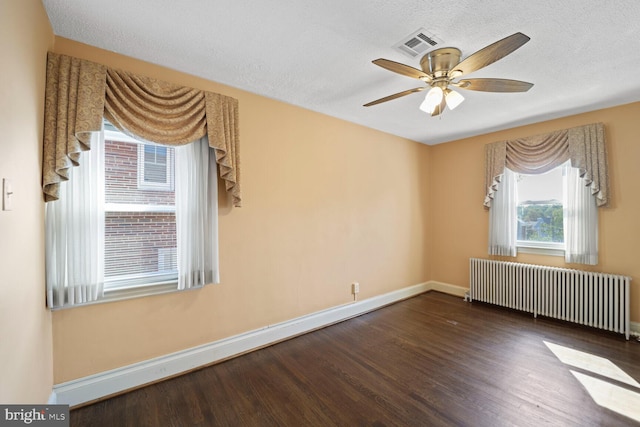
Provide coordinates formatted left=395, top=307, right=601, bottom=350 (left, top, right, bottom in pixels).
left=419, top=47, right=461, bottom=78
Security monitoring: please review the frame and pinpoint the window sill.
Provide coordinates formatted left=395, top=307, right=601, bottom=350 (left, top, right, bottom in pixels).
left=517, top=244, right=565, bottom=257
left=103, top=280, right=180, bottom=303
left=49, top=280, right=189, bottom=311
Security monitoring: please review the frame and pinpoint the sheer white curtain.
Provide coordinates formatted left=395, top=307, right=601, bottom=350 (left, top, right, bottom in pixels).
left=564, top=165, right=598, bottom=265
left=46, top=130, right=105, bottom=308
left=175, top=136, right=219, bottom=290
left=488, top=168, right=518, bottom=257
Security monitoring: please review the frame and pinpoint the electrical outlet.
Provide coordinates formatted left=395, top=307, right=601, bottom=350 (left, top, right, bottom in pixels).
left=351, top=282, right=360, bottom=294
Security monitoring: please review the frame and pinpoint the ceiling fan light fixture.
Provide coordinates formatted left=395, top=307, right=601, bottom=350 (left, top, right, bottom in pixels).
left=419, top=86, right=444, bottom=114
left=444, top=89, right=464, bottom=110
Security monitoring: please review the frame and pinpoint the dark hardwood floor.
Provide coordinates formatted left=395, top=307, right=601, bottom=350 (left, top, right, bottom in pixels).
left=70, top=292, right=640, bottom=426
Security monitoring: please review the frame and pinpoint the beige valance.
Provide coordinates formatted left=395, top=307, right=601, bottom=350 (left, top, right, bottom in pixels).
left=484, top=122, right=608, bottom=208
left=42, top=52, right=241, bottom=207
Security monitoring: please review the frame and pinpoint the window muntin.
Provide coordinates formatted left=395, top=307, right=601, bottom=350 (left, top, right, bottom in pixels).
left=104, top=128, right=177, bottom=291
left=515, top=163, right=566, bottom=250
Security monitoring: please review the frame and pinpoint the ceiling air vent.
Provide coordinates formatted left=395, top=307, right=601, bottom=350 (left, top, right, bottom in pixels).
left=394, top=28, right=444, bottom=59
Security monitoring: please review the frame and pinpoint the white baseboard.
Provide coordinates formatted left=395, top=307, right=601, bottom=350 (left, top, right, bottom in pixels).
left=631, top=322, right=640, bottom=338
left=427, top=281, right=468, bottom=298
left=53, top=281, right=465, bottom=407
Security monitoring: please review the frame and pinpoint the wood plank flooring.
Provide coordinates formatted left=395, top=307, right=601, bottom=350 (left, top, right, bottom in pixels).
left=70, top=292, right=640, bottom=426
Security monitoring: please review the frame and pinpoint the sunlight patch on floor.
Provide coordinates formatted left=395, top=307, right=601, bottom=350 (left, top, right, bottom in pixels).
left=544, top=341, right=640, bottom=388
left=571, top=371, right=640, bottom=422
left=544, top=340, right=640, bottom=423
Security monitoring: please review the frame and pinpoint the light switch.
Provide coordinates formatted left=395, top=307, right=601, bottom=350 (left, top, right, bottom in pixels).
left=3, top=178, right=13, bottom=211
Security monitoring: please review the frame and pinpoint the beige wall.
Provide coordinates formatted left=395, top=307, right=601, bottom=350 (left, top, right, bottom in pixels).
left=429, top=102, right=640, bottom=324
left=51, top=38, right=432, bottom=383
left=0, top=0, right=54, bottom=403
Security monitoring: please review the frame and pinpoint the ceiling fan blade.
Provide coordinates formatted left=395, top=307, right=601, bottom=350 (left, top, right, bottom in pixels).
left=451, top=32, right=530, bottom=77
left=363, top=87, right=426, bottom=107
left=455, top=78, right=534, bottom=92
left=372, top=59, right=432, bottom=81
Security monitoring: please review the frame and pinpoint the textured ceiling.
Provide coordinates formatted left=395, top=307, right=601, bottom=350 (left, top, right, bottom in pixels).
left=42, top=0, right=640, bottom=145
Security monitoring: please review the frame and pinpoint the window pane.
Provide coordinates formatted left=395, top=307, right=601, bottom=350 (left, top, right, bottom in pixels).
left=147, top=146, right=167, bottom=163
left=143, top=145, right=168, bottom=183
left=144, top=162, right=168, bottom=183
left=104, top=212, right=177, bottom=278
left=104, top=135, right=177, bottom=287
left=516, top=166, right=564, bottom=243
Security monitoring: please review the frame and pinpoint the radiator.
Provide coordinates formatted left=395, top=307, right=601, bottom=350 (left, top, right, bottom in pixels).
left=469, top=258, right=631, bottom=339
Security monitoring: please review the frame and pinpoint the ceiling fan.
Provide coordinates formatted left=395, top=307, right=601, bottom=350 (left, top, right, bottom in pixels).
left=364, top=32, right=533, bottom=116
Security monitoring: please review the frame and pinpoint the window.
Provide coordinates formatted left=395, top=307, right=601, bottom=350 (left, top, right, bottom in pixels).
left=104, top=127, right=178, bottom=291
left=515, top=163, right=566, bottom=252
left=489, top=162, right=598, bottom=263
left=485, top=125, right=605, bottom=265
left=138, top=143, right=174, bottom=190
left=46, top=124, right=220, bottom=308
